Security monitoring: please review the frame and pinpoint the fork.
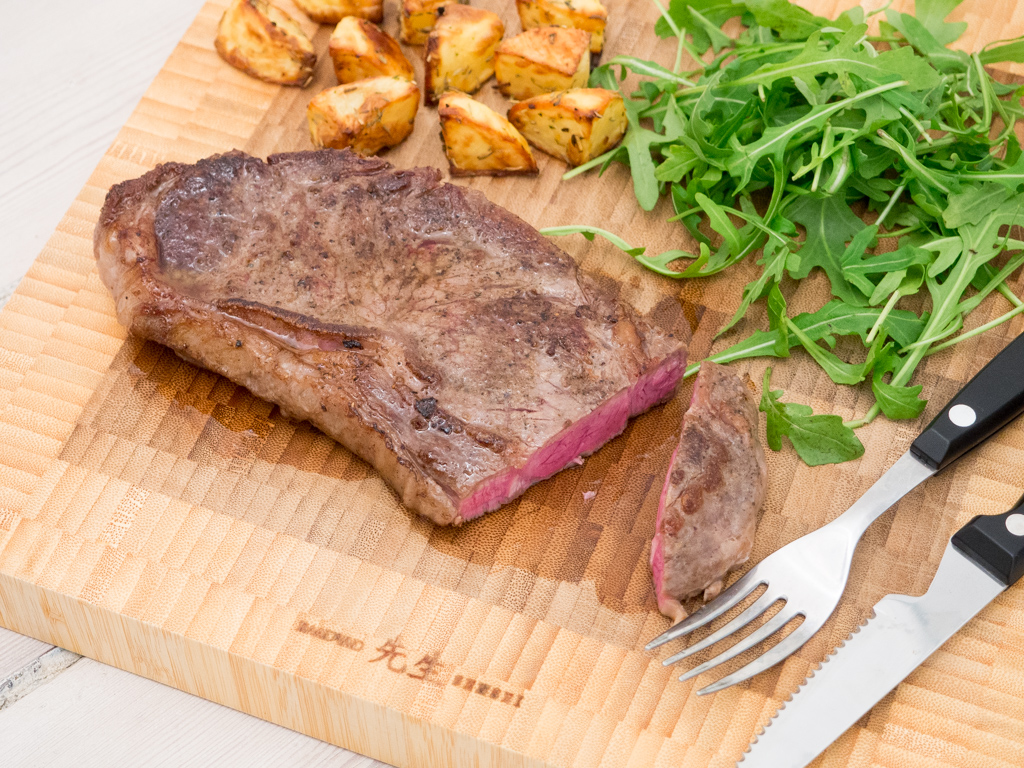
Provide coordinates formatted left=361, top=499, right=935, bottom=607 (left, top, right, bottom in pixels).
left=647, top=331, right=1024, bottom=695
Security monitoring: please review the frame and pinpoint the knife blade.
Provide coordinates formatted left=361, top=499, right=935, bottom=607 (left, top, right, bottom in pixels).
left=739, top=494, right=1024, bottom=768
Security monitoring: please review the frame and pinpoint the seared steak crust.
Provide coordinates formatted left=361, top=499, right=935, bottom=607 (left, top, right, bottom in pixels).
left=651, top=362, right=767, bottom=622
left=95, top=149, right=686, bottom=525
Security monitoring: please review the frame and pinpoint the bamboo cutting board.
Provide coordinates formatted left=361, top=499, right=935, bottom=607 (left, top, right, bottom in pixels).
left=2, top=1, right=1024, bottom=766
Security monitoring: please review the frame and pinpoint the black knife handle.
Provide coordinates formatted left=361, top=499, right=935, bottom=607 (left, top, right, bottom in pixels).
left=910, top=332, right=1024, bottom=471
left=952, top=493, right=1024, bottom=587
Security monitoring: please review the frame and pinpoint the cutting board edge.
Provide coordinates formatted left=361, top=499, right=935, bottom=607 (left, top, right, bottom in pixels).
left=0, top=570, right=552, bottom=768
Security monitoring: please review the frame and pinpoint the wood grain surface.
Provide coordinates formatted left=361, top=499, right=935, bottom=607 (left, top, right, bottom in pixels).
left=1, top=2, right=1024, bottom=767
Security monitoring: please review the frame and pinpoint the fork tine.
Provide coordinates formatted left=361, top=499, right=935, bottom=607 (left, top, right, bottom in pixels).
left=695, top=620, right=816, bottom=696
left=677, top=608, right=796, bottom=683
left=662, top=591, right=780, bottom=666
left=645, top=570, right=765, bottom=651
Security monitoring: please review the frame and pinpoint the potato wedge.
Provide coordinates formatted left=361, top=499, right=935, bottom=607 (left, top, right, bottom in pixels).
left=494, top=27, right=590, bottom=100
left=308, top=77, right=420, bottom=155
left=292, top=0, right=383, bottom=24
left=424, top=5, right=504, bottom=105
left=438, top=91, right=537, bottom=176
left=215, top=0, right=316, bottom=86
left=516, top=0, right=607, bottom=53
left=508, top=88, right=625, bottom=166
left=329, top=18, right=415, bottom=83
left=401, top=0, right=465, bottom=45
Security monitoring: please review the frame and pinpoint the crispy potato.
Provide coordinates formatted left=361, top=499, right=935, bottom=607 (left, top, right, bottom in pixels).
left=438, top=91, right=537, bottom=176
left=291, top=0, right=382, bottom=24
left=508, top=88, right=625, bottom=166
left=423, top=5, right=504, bottom=105
left=400, top=0, right=466, bottom=45
left=516, top=0, right=607, bottom=53
left=215, top=0, right=316, bottom=86
left=308, top=77, right=420, bottom=155
left=494, top=27, right=590, bottom=100
left=329, top=18, right=415, bottom=83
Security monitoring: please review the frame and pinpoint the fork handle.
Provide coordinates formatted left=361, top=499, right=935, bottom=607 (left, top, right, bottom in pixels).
left=910, top=332, right=1024, bottom=470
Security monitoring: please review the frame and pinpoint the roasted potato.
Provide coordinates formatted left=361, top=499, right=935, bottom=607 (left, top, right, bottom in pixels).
left=516, top=0, right=607, bottom=53
left=291, top=0, right=383, bottom=24
left=401, top=0, right=466, bottom=45
left=508, top=88, right=625, bottom=166
left=438, top=91, right=537, bottom=176
left=329, top=18, right=415, bottom=83
left=494, top=27, right=590, bottom=100
left=308, top=77, right=420, bottom=155
left=424, top=5, right=505, bottom=105
left=215, top=0, right=316, bottom=86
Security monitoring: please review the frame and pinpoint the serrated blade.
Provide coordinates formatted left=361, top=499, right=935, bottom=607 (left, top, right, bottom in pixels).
left=739, top=542, right=1005, bottom=768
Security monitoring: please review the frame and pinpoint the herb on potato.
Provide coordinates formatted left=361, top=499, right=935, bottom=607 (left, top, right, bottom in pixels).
left=542, top=0, right=1024, bottom=466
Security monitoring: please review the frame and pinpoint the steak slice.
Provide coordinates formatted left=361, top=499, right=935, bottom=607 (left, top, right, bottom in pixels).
left=651, top=362, right=766, bottom=623
left=95, top=149, right=686, bottom=525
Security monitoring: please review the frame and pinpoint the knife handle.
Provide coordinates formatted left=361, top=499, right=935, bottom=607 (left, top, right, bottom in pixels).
left=910, top=332, right=1024, bottom=471
left=952, top=494, right=1024, bottom=587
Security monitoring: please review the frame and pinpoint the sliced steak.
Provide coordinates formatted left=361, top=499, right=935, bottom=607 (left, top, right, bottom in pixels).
left=95, top=149, right=686, bottom=525
left=651, top=362, right=766, bottom=623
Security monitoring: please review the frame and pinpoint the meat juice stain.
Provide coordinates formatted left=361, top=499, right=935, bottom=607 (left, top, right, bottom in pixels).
left=94, top=297, right=695, bottom=618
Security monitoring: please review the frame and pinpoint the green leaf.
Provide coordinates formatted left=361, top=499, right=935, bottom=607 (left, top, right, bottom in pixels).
left=786, top=318, right=871, bottom=384
left=787, top=191, right=870, bottom=306
left=913, top=0, right=967, bottom=46
left=943, top=184, right=1012, bottom=228
left=702, top=300, right=926, bottom=369
left=725, top=80, right=909, bottom=190
left=743, top=0, right=835, bottom=40
left=759, top=368, right=865, bottom=465
left=718, top=241, right=790, bottom=336
left=871, top=349, right=928, bottom=419
left=731, top=26, right=940, bottom=94
left=655, top=144, right=700, bottom=183
left=767, top=283, right=790, bottom=356
left=696, top=193, right=744, bottom=255
left=979, top=38, right=1024, bottom=65
left=655, top=0, right=744, bottom=49
left=885, top=11, right=970, bottom=73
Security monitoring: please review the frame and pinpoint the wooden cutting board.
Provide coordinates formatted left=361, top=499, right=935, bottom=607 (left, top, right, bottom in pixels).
left=2, top=1, right=1024, bottom=766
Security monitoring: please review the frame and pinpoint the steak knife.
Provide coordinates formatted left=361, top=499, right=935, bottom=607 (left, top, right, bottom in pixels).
left=739, top=493, right=1024, bottom=767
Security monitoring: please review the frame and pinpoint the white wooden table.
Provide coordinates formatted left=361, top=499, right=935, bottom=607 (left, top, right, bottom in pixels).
left=0, top=3, right=388, bottom=765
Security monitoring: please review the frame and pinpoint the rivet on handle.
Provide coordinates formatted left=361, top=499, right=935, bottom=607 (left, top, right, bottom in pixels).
left=948, top=404, right=977, bottom=427
left=1006, top=514, right=1024, bottom=537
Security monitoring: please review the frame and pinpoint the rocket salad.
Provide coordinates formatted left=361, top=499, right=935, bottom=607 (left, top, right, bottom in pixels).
left=543, top=0, right=1024, bottom=466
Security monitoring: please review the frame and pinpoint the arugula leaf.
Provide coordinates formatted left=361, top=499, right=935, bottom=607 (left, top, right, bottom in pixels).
left=655, top=0, right=745, bottom=49
left=786, top=318, right=872, bottom=384
left=943, top=184, right=1012, bottom=228
left=885, top=11, right=971, bottom=73
left=743, top=0, right=835, bottom=40
left=872, top=346, right=928, bottom=419
left=731, top=27, right=940, bottom=94
left=760, top=369, right=865, bottom=465
left=913, top=0, right=967, bottom=46
left=979, top=38, right=1024, bottom=65
left=718, top=240, right=789, bottom=336
left=702, top=300, right=926, bottom=371
left=767, top=283, right=790, bottom=356
left=726, top=80, right=908, bottom=189
left=787, top=191, right=870, bottom=305
left=557, top=0, right=1024, bottom=466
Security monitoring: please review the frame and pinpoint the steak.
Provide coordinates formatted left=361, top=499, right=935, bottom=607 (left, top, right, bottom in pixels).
left=651, top=362, right=766, bottom=623
left=95, top=149, right=686, bottom=525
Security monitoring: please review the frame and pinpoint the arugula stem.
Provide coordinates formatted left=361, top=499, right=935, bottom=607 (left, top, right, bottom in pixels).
left=844, top=403, right=881, bottom=430
left=866, top=290, right=901, bottom=343
left=562, top=149, right=617, bottom=180
left=925, top=302, right=1024, bottom=355
left=874, top=183, right=906, bottom=229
